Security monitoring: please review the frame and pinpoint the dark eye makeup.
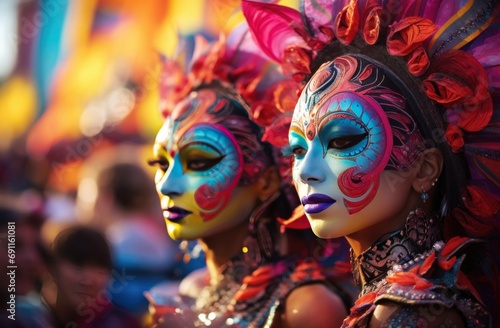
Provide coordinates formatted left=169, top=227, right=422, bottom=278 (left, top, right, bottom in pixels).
left=328, top=133, right=368, bottom=150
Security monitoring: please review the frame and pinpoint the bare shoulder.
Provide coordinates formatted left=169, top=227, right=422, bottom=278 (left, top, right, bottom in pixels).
left=178, top=267, right=208, bottom=298
left=280, top=283, right=348, bottom=328
left=369, top=300, right=465, bottom=328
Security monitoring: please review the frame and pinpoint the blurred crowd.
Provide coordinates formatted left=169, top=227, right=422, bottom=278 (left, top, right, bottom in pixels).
left=0, top=0, right=296, bottom=327
left=0, top=143, right=206, bottom=327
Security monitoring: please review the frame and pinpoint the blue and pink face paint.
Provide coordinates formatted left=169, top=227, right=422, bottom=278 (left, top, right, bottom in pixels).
left=151, top=88, right=272, bottom=240
left=289, top=55, right=426, bottom=215
left=153, top=90, right=245, bottom=222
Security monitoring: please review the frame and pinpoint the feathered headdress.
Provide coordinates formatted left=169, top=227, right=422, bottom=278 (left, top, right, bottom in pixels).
left=242, top=0, right=500, bottom=315
left=158, top=23, right=310, bottom=228
left=159, top=23, right=302, bottom=144
left=242, top=0, right=500, bottom=237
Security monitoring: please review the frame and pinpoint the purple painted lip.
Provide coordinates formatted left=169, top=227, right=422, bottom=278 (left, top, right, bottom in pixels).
left=163, top=206, right=191, bottom=222
left=301, top=194, right=336, bottom=214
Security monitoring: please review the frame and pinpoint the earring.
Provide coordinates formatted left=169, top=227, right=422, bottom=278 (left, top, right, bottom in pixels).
left=420, top=186, right=429, bottom=203
left=242, top=191, right=280, bottom=269
left=431, top=178, right=438, bottom=187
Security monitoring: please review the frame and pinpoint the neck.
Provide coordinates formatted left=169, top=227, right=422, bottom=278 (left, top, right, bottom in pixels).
left=199, top=220, right=249, bottom=283
left=349, top=208, right=441, bottom=293
left=346, top=216, right=407, bottom=257
left=346, top=193, right=432, bottom=256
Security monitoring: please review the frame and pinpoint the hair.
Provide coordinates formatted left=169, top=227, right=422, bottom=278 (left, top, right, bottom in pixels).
left=97, top=162, right=157, bottom=212
left=311, top=38, right=466, bottom=214
left=174, top=81, right=275, bottom=186
left=51, top=225, right=112, bottom=270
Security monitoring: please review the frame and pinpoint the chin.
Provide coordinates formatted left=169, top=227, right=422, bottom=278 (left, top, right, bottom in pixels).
left=308, top=219, right=334, bottom=239
left=166, top=224, right=184, bottom=240
left=167, top=225, right=215, bottom=241
left=308, top=216, right=351, bottom=239
left=167, top=229, right=195, bottom=241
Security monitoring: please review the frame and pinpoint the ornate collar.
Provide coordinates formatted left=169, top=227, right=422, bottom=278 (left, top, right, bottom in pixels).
left=195, top=254, right=251, bottom=313
left=351, top=208, right=442, bottom=294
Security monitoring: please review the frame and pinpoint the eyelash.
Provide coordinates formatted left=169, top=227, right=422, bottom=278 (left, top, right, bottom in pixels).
left=185, top=156, right=224, bottom=171
left=283, top=145, right=306, bottom=159
left=328, top=133, right=367, bottom=149
left=147, top=158, right=169, bottom=171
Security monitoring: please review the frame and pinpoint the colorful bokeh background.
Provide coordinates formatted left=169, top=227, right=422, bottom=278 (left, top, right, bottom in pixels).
left=0, top=0, right=298, bottom=195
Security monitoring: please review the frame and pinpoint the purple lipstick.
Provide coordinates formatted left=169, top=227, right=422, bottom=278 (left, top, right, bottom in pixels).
left=301, top=194, right=336, bottom=214
left=163, top=206, right=191, bottom=222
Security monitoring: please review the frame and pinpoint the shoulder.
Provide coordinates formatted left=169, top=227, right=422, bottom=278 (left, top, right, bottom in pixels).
left=369, top=300, right=465, bottom=328
left=179, top=267, right=209, bottom=298
left=280, top=283, right=348, bottom=328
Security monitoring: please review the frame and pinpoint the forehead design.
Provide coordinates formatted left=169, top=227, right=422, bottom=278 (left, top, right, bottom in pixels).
left=293, top=55, right=426, bottom=171
left=291, top=55, right=427, bottom=214
left=169, top=88, right=271, bottom=185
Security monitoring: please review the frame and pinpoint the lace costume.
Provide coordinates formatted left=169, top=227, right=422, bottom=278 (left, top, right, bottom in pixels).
left=242, top=0, right=500, bottom=326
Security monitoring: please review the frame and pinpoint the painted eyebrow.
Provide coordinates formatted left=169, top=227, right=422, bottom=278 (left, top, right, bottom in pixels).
left=289, top=125, right=305, bottom=137
left=180, top=141, right=221, bottom=153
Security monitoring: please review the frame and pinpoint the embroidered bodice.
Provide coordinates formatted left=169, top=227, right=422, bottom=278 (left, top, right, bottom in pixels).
left=344, top=209, right=491, bottom=328
left=351, top=208, right=441, bottom=295
left=155, top=255, right=329, bottom=328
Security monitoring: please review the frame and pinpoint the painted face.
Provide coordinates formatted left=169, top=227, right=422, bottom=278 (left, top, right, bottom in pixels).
left=151, top=89, right=261, bottom=240
left=289, top=55, right=425, bottom=238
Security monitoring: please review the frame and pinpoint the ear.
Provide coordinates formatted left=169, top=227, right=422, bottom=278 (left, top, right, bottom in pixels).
left=256, top=166, right=281, bottom=202
left=411, top=148, right=443, bottom=193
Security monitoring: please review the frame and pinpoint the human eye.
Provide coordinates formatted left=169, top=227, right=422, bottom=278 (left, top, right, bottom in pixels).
left=181, top=142, right=224, bottom=172
left=291, top=146, right=307, bottom=157
left=320, top=116, right=368, bottom=157
left=186, top=156, right=224, bottom=171
left=328, top=133, right=367, bottom=150
left=287, top=131, right=308, bottom=159
left=147, top=157, right=170, bottom=172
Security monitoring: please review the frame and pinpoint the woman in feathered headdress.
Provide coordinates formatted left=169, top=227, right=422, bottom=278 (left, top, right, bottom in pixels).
left=147, top=23, right=355, bottom=327
left=243, top=0, right=500, bottom=326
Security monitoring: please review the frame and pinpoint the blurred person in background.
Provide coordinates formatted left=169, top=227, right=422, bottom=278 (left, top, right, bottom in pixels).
left=93, top=160, right=179, bottom=318
left=45, top=225, right=141, bottom=328
left=0, top=191, right=51, bottom=327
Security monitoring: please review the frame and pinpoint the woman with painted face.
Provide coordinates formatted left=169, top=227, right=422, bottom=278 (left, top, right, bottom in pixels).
left=147, top=24, right=354, bottom=328
left=243, top=0, right=500, bottom=327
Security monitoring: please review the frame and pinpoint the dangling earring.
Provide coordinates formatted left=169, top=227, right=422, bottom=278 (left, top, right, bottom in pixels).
left=242, top=191, right=280, bottom=269
left=420, top=186, right=429, bottom=203
left=421, top=178, right=438, bottom=203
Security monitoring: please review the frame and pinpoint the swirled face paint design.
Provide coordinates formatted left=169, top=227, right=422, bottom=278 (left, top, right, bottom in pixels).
left=151, top=89, right=261, bottom=240
left=289, top=55, right=426, bottom=238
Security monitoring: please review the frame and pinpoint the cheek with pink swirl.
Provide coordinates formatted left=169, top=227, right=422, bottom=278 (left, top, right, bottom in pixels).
left=190, top=125, right=243, bottom=221
left=343, top=96, right=390, bottom=215
left=317, top=93, right=392, bottom=214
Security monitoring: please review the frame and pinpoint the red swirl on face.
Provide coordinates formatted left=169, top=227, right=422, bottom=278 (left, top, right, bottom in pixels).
left=194, top=184, right=228, bottom=221
left=183, top=124, right=244, bottom=222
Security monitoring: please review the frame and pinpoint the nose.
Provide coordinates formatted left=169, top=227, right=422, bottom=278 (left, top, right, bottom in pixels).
left=157, top=160, right=185, bottom=198
left=297, top=145, right=327, bottom=185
